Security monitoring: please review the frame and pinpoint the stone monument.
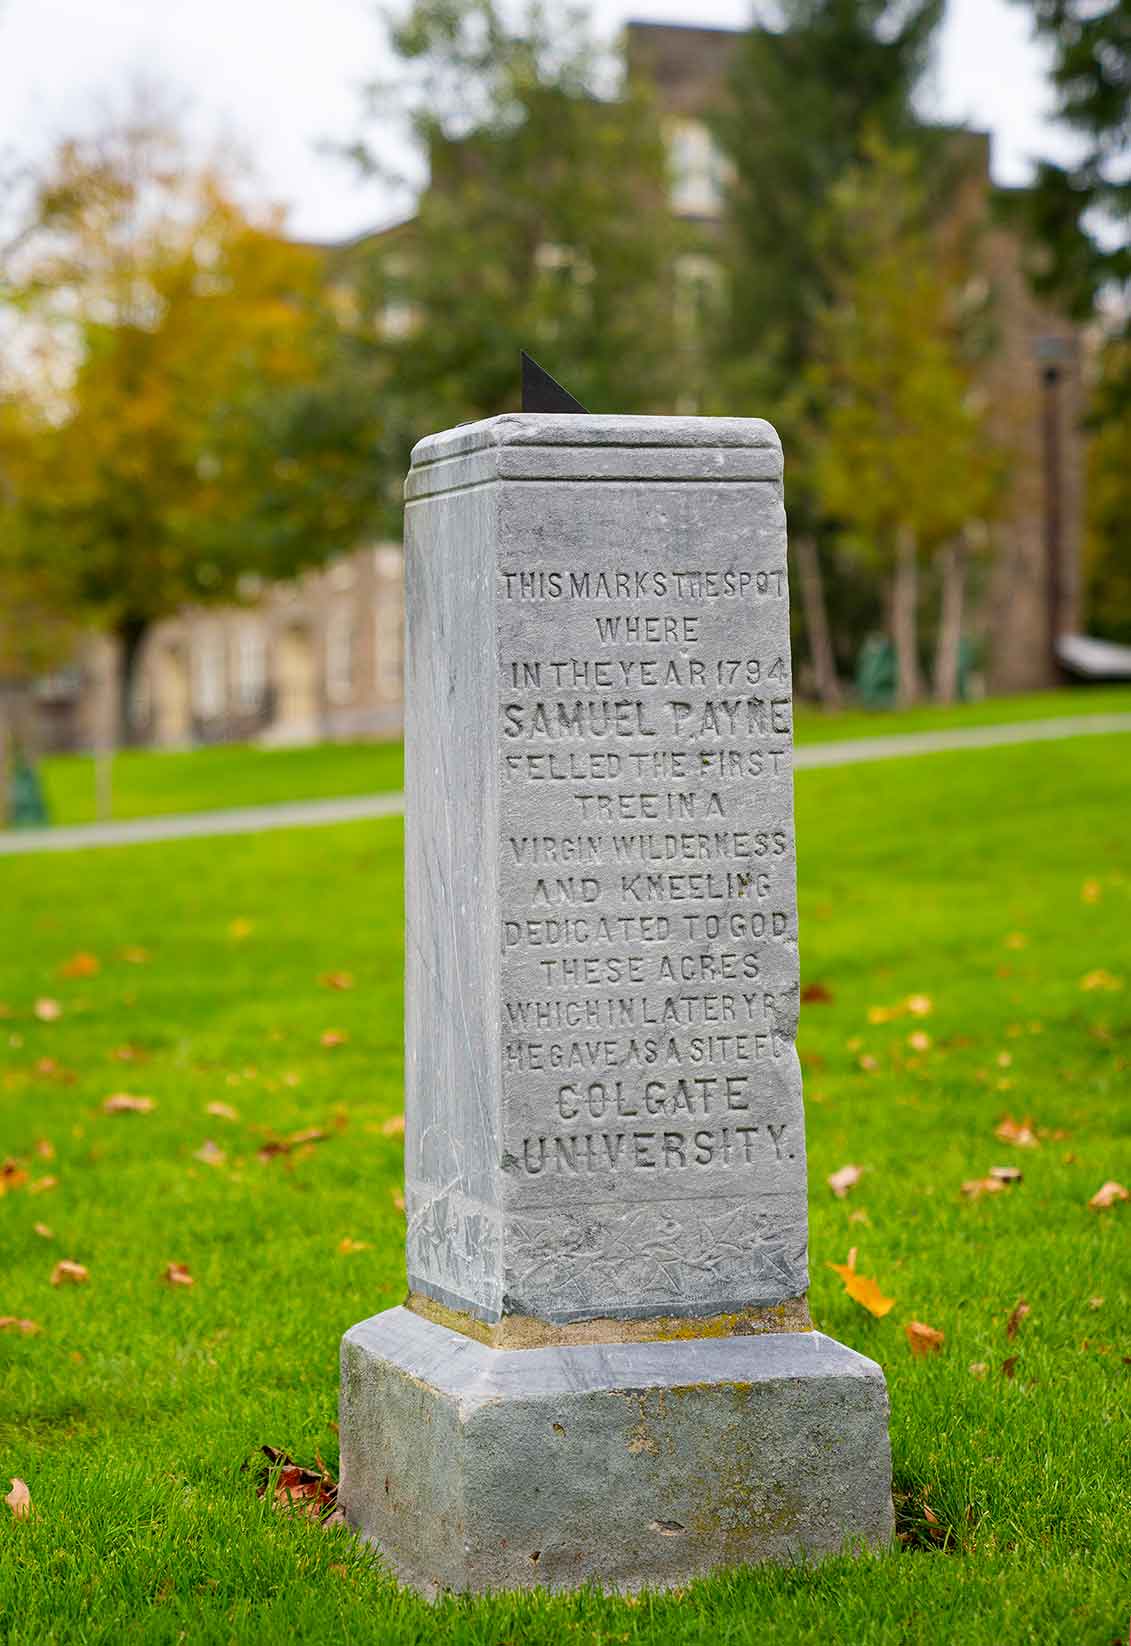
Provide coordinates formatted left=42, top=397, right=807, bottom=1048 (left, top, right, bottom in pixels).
left=339, top=410, right=893, bottom=1593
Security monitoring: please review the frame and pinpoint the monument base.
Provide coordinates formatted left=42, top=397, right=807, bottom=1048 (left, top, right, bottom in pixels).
left=339, top=1307, right=894, bottom=1595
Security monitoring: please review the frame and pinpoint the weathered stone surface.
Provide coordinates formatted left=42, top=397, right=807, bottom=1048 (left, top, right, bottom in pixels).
left=340, top=1307, right=894, bottom=1594
left=403, top=414, right=805, bottom=1328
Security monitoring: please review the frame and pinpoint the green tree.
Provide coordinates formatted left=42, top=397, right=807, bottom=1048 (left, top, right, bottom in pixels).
left=12, top=108, right=377, bottom=737
left=808, top=140, right=1003, bottom=706
left=712, top=0, right=946, bottom=703
left=1009, top=0, right=1131, bottom=644
left=343, top=0, right=686, bottom=532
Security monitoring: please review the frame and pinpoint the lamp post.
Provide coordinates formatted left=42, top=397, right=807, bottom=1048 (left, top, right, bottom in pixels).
left=1035, top=335, right=1071, bottom=683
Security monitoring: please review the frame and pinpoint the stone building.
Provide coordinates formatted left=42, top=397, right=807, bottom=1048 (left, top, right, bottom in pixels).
left=36, top=20, right=1085, bottom=753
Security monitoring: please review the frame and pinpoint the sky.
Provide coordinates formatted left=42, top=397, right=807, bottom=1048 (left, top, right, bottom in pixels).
left=0, top=0, right=1078, bottom=243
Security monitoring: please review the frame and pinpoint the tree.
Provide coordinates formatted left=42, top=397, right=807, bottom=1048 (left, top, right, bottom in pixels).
left=342, top=0, right=687, bottom=531
left=11, top=105, right=378, bottom=737
left=1009, top=0, right=1131, bottom=647
left=708, top=0, right=945, bottom=703
left=808, top=140, right=1003, bottom=706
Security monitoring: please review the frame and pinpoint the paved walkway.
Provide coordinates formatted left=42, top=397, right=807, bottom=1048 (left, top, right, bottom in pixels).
left=3, top=710, right=1130, bottom=857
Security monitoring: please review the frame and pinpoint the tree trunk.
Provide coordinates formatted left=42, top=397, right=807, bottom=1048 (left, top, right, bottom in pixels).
left=891, top=527, right=922, bottom=709
left=117, top=617, right=148, bottom=747
left=933, top=538, right=967, bottom=705
left=795, top=535, right=842, bottom=710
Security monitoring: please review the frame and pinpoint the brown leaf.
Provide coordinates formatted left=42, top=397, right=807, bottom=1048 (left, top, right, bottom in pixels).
left=391, top=1189, right=405, bottom=1213
left=800, top=982, right=833, bottom=1004
left=103, top=1093, right=155, bottom=1115
left=319, top=971, right=354, bottom=991
left=33, top=998, right=62, bottom=1022
left=1005, top=1299, right=1030, bottom=1340
left=28, top=1176, right=57, bottom=1194
left=206, top=1101, right=239, bottom=1122
left=59, top=952, right=99, bottom=979
left=33, top=1223, right=53, bottom=1240
left=827, top=1163, right=865, bottom=1199
left=255, top=1445, right=339, bottom=1523
left=50, top=1259, right=88, bottom=1286
left=994, top=1113, right=1040, bottom=1148
left=289, top=1127, right=327, bottom=1147
left=827, top=1253, right=895, bottom=1318
left=961, top=1176, right=1007, bottom=1200
left=337, top=1237, right=371, bottom=1255
left=905, top=1320, right=945, bottom=1357
left=1001, top=1355, right=1018, bottom=1380
left=320, top=1030, right=348, bottom=1048
left=0, top=1160, right=28, bottom=1195
left=989, top=1165, right=1023, bottom=1185
left=1088, top=1180, right=1128, bottom=1210
left=0, top=1317, right=42, bottom=1335
left=34, top=1138, right=55, bottom=1160
left=193, top=1140, right=226, bottom=1168
left=162, top=1262, right=194, bottom=1288
left=5, top=1478, right=31, bottom=1519
left=381, top=1114, right=406, bottom=1137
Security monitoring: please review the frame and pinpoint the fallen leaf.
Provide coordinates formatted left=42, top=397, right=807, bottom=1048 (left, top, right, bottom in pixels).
left=391, top=1189, right=405, bottom=1213
left=1088, top=1180, right=1128, bottom=1210
left=193, top=1141, right=226, bottom=1168
left=800, top=982, right=833, bottom=1004
left=989, top=1165, right=1023, bottom=1185
left=289, top=1127, right=328, bottom=1147
left=5, top=1479, right=31, bottom=1519
left=968, top=1361, right=988, bottom=1378
left=102, top=1093, right=155, bottom=1115
left=228, top=918, right=253, bottom=940
left=381, top=1114, right=406, bottom=1137
left=1080, top=969, right=1122, bottom=992
left=1088, top=1297, right=1104, bottom=1310
left=0, top=1160, right=28, bottom=1195
left=0, top=1317, right=42, bottom=1335
left=34, top=1138, right=54, bottom=1160
left=320, top=971, right=354, bottom=991
left=906, top=994, right=933, bottom=1017
left=33, top=998, right=62, bottom=1022
left=120, top=946, right=150, bottom=965
left=867, top=1004, right=899, bottom=1025
left=1001, top=1355, right=1018, bottom=1380
left=111, top=1044, right=146, bottom=1063
left=33, top=1223, right=53, bottom=1240
left=162, top=1262, right=194, bottom=1288
left=50, top=1259, right=88, bottom=1286
left=994, top=1113, right=1039, bottom=1148
left=206, top=1101, right=239, bottom=1122
left=1081, top=878, right=1101, bottom=904
left=28, top=1176, right=57, bottom=1194
left=337, top=1238, right=371, bottom=1255
left=827, top=1163, right=865, bottom=1199
left=848, top=1207, right=871, bottom=1226
left=254, top=1446, right=338, bottom=1523
left=1004, top=932, right=1028, bottom=950
left=857, top=1054, right=878, bottom=1072
left=59, top=952, right=99, bottom=979
left=907, top=1031, right=931, bottom=1052
left=320, top=1030, right=348, bottom=1048
left=996, top=1051, right=1013, bottom=1069
left=827, top=1252, right=895, bottom=1318
left=1005, top=1299, right=1030, bottom=1340
left=961, top=1177, right=1007, bottom=1199
left=905, top=1320, right=945, bottom=1357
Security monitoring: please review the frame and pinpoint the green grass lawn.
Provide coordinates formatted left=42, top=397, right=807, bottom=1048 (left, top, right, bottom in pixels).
left=33, top=683, right=1131, bottom=827
left=2, top=735, right=1129, bottom=1643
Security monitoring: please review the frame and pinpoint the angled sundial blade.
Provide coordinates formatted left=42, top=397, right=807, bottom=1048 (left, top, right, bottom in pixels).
left=521, top=350, right=588, bottom=414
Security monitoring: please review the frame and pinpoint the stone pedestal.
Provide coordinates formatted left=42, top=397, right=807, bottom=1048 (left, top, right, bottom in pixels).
left=339, top=414, right=893, bottom=1592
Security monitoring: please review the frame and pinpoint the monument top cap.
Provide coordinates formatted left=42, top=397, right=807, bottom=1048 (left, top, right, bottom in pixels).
left=406, top=413, right=782, bottom=502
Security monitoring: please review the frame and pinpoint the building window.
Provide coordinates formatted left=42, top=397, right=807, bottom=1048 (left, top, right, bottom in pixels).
left=194, top=628, right=225, bottom=720
left=668, top=120, right=729, bottom=218
left=325, top=606, right=356, bottom=705
left=374, top=547, right=403, bottom=702
left=235, top=622, right=266, bottom=709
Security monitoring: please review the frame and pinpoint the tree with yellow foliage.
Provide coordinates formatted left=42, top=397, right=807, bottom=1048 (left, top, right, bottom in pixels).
left=12, top=106, right=376, bottom=737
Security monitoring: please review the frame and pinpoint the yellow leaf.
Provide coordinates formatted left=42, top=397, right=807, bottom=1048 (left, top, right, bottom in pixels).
left=1080, top=969, right=1122, bottom=992
left=905, top=1320, right=945, bottom=1356
left=827, top=1254, right=895, bottom=1318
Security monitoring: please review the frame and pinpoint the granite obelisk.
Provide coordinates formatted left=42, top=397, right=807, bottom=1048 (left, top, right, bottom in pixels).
left=339, top=411, right=893, bottom=1593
